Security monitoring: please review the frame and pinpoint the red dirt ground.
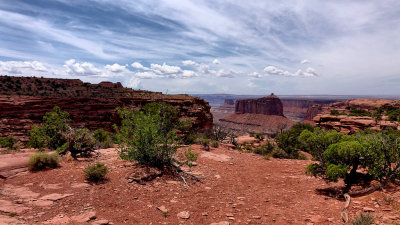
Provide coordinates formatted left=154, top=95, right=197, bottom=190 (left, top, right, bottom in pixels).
left=0, top=145, right=399, bottom=225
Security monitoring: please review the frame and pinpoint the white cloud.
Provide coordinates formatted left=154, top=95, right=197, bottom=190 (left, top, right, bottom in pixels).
left=125, top=77, right=142, bottom=89
left=104, top=63, right=127, bottom=73
left=64, top=59, right=101, bottom=76
left=212, top=59, right=220, bottom=64
left=182, top=60, right=199, bottom=67
left=182, top=70, right=198, bottom=78
left=0, top=60, right=48, bottom=74
left=150, top=63, right=182, bottom=78
left=249, top=72, right=262, bottom=78
left=264, top=66, right=318, bottom=77
left=131, top=62, right=147, bottom=70
left=301, top=59, right=310, bottom=64
left=215, top=69, right=237, bottom=78
left=135, top=71, right=155, bottom=79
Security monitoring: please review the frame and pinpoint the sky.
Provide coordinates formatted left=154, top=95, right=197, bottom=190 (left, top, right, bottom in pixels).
left=0, top=0, right=400, bottom=95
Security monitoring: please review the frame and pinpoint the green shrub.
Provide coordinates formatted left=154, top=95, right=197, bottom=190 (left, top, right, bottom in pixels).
left=352, top=213, right=374, bottom=225
left=84, top=162, right=108, bottom=182
left=93, top=129, right=113, bottom=148
left=211, top=125, right=229, bottom=142
left=28, top=152, right=61, bottom=171
left=210, top=140, right=219, bottom=148
left=28, top=106, right=70, bottom=150
left=255, top=133, right=264, bottom=142
left=201, top=138, right=210, bottom=151
left=275, top=123, right=315, bottom=158
left=179, top=147, right=198, bottom=167
left=0, top=135, right=19, bottom=150
left=118, top=103, right=180, bottom=168
left=271, top=148, right=289, bottom=159
left=386, top=107, right=400, bottom=121
left=253, top=141, right=274, bottom=156
left=63, top=128, right=96, bottom=159
left=349, top=108, right=371, bottom=117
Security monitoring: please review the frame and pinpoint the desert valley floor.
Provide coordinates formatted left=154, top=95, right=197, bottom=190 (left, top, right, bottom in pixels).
left=1, top=144, right=399, bottom=225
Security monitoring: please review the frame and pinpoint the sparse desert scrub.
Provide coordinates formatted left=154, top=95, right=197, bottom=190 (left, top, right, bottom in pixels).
left=93, top=128, right=113, bottom=148
left=300, top=128, right=400, bottom=193
left=210, top=140, right=219, bottom=148
left=274, top=123, right=314, bottom=159
left=28, top=152, right=61, bottom=171
left=352, top=212, right=374, bottom=225
left=62, top=128, right=96, bottom=159
left=0, top=135, right=20, bottom=151
left=84, top=162, right=108, bottom=182
left=116, top=102, right=200, bottom=185
left=28, top=106, right=70, bottom=150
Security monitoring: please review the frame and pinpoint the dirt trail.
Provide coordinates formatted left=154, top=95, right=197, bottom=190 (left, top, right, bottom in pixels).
left=0, top=145, right=399, bottom=225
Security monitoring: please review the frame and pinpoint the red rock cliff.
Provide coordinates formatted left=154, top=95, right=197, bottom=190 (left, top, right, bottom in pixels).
left=0, top=76, right=212, bottom=141
left=235, top=94, right=284, bottom=116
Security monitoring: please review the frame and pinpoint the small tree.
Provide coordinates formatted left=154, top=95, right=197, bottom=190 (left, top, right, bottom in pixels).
left=275, top=123, right=315, bottom=158
left=118, top=103, right=180, bottom=168
left=28, top=106, right=70, bottom=150
left=62, top=128, right=96, bottom=159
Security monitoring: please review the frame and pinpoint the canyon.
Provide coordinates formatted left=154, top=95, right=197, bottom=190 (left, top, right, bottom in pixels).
left=313, top=98, right=400, bottom=134
left=0, top=76, right=212, bottom=142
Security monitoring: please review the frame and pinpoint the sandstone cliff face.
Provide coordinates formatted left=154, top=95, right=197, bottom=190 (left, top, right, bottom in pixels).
left=281, top=99, right=336, bottom=122
left=0, top=76, right=212, bottom=141
left=235, top=94, right=284, bottom=116
left=313, top=98, right=400, bottom=134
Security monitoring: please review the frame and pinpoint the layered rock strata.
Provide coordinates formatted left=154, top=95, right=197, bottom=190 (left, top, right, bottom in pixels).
left=0, top=76, right=212, bottom=142
left=235, top=94, right=284, bottom=116
left=313, top=98, right=400, bottom=134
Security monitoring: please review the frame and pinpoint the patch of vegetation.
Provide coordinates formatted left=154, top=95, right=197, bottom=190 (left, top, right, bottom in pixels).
left=274, top=123, right=315, bottom=159
left=93, top=128, right=113, bottom=149
left=386, top=107, right=400, bottom=121
left=252, top=141, right=274, bottom=156
left=330, top=110, right=346, bottom=116
left=210, top=140, right=219, bottom=148
left=0, top=135, right=20, bottom=151
left=179, top=147, right=198, bottom=167
left=254, top=133, right=264, bottom=142
left=211, top=125, right=229, bottom=142
left=28, top=106, right=70, bottom=150
left=84, top=162, right=108, bottom=182
left=117, top=102, right=181, bottom=168
left=63, top=128, right=96, bottom=159
left=352, top=212, right=374, bottom=225
left=300, top=129, right=400, bottom=192
left=349, top=107, right=371, bottom=117
left=28, top=152, right=61, bottom=171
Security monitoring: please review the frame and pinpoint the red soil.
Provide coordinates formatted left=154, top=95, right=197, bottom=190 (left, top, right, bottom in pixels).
left=0, top=145, right=399, bottom=224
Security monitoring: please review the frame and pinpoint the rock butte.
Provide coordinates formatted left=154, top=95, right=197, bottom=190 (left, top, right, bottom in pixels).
left=0, top=76, right=212, bottom=142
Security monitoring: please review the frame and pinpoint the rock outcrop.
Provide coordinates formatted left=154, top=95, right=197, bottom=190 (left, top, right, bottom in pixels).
left=313, top=98, right=400, bottom=134
left=235, top=94, right=284, bottom=116
left=281, top=99, right=336, bottom=122
left=0, top=76, right=212, bottom=142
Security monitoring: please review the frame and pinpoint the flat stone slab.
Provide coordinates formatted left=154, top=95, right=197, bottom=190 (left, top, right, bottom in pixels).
left=0, top=200, right=30, bottom=214
left=39, top=193, right=74, bottom=201
left=71, top=182, right=90, bottom=188
left=0, top=215, right=26, bottom=225
left=200, top=152, right=232, bottom=162
left=2, top=184, right=40, bottom=200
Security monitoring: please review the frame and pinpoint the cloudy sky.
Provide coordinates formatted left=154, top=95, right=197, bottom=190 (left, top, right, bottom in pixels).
left=1, top=0, right=400, bottom=95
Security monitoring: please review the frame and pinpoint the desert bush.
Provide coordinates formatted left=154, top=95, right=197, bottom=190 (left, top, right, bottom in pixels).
left=253, top=141, right=274, bottom=156
left=275, top=123, right=315, bottom=158
left=349, top=107, right=371, bottom=117
left=84, top=162, right=108, bottom=182
left=302, top=129, right=400, bottom=191
left=271, top=148, right=289, bottom=159
left=254, top=133, right=264, bottom=142
left=179, top=147, right=198, bottom=167
left=118, top=102, right=180, bottom=168
left=62, top=128, right=96, bottom=159
left=211, top=125, right=229, bottom=142
left=28, top=152, right=61, bottom=171
left=93, top=129, right=113, bottom=148
left=28, top=106, right=70, bottom=150
left=201, top=138, right=210, bottom=151
left=0, top=135, right=20, bottom=150
left=210, top=140, right=219, bottom=148
left=352, top=213, right=374, bottom=225
left=386, top=107, right=400, bottom=121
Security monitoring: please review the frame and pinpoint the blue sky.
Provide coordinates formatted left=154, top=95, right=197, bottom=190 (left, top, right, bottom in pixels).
left=1, top=0, right=400, bottom=95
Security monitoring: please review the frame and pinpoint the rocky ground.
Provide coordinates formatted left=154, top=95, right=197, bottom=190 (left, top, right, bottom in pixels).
left=0, top=145, right=399, bottom=225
